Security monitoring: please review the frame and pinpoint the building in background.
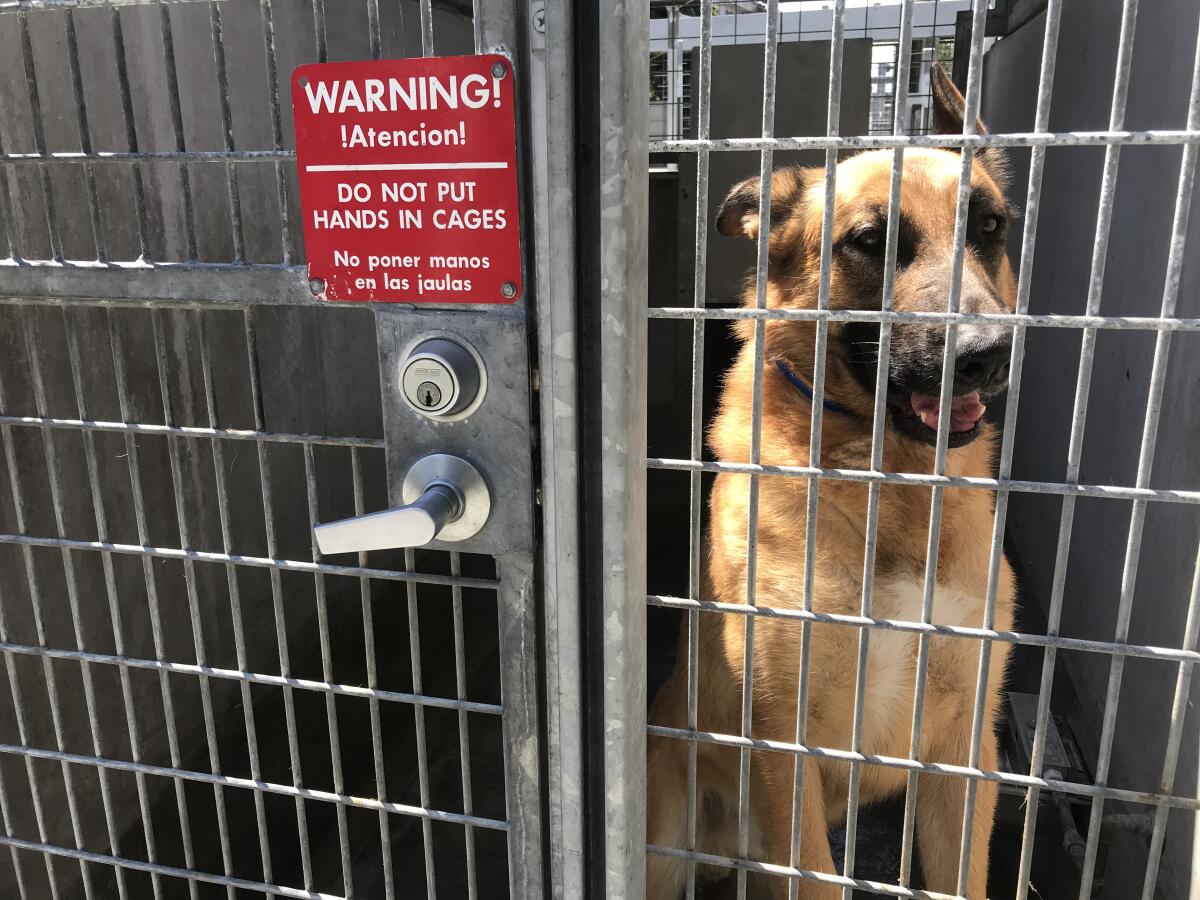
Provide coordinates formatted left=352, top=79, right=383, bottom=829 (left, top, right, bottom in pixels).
left=649, top=0, right=970, bottom=140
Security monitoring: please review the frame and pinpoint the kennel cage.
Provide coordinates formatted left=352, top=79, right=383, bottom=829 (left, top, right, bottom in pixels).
left=0, top=0, right=1197, bottom=899
left=640, top=0, right=1200, bottom=899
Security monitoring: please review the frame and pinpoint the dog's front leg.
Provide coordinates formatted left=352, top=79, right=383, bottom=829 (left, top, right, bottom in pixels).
left=751, top=754, right=840, bottom=900
left=915, top=715, right=999, bottom=898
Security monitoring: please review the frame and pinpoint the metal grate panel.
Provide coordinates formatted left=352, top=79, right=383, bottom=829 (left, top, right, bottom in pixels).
left=0, top=299, right=512, bottom=899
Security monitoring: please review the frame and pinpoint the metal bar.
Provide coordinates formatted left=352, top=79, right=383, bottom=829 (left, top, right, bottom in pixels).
left=0, top=134, right=1162, bottom=163
left=1140, top=543, right=1200, bottom=899
left=0, top=532, right=500, bottom=587
left=844, top=2, right=913, bottom=891
left=149, top=308, right=237, bottom=900
left=0, top=101, right=21, bottom=260
left=650, top=129, right=1200, bottom=152
left=244, top=308, right=314, bottom=890
left=684, top=3, right=713, bottom=897
left=648, top=844, right=961, bottom=900
left=196, top=310, right=273, bottom=885
left=350, top=448, right=395, bottom=900
left=495, top=553, right=545, bottom=900
left=0, top=273, right=1167, bottom=324
left=110, top=6, right=151, bottom=260
left=472, top=0, right=518, bottom=56
left=259, top=0, right=291, bottom=263
left=735, top=0, right=779, bottom=895
left=0, top=835, right=347, bottom=900
left=904, top=1, right=994, bottom=866
left=11, top=130, right=1196, bottom=165
left=781, top=5, right=853, bottom=893
left=945, top=2, right=1021, bottom=888
left=209, top=0, right=245, bottom=263
left=158, top=2, right=197, bottom=260
left=16, top=9, right=62, bottom=262
left=420, top=0, right=433, bottom=56
left=0, top=0, right=215, bottom=10
left=0, top=742, right=511, bottom=829
left=402, top=546, right=438, bottom=900
left=596, top=0, right=649, bottom=891
left=0, top=745, right=30, bottom=898
left=311, top=0, right=326, bottom=63
left=366, top=0, right=381, bottom=58
left=0, top=413, right=384, bottom=447
left=646, top=593, right=1200, bottom=664
left=0, top=638, right=505, bottom=713
left=646, top=458, right=1200, bottom=505
left=0, top=263, right=318, bottom=306
left=1192, top=748, right=1200, bottom=900
left=0, top=149, right=294, bottom=162
left=648, top=305, right=1200, bottom=332
left=989, top=3, right=1062, bottom=891
left=63, top=8, right=106, bottom=262
left=525, top=0, right=584, bottom=892
left=303, top=445, right=357, bottom=897
left=644, top=726, right=1200, bottom=811
left=449, top=552, right=478, bottom=900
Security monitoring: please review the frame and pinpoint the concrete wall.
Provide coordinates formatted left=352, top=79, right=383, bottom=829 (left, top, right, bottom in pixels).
left=981, top=5, right=1199, bottom=897
left=670, top=39, right=873, bottom=309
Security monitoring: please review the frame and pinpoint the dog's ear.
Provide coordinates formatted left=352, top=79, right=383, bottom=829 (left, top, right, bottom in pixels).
left=930, top=62, right=982, bottom=136
left=715, top=168, right=808, bottom=241
left=930, top=62, right=1010, bottom=189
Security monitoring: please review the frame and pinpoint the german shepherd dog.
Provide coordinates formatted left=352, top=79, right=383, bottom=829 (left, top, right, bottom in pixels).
left=647, top=67, right=1017, bottom=898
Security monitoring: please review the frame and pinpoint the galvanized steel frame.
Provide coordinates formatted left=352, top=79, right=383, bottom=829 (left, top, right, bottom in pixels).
left=0, top=0, right=557, bottom=898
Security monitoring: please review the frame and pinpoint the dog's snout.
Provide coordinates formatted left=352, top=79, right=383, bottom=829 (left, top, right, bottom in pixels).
left=954, top=327, right=1012, bottom=392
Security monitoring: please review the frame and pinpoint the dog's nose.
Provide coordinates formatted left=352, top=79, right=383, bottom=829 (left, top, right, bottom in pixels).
left=953, top=326, right=1012, bottom=392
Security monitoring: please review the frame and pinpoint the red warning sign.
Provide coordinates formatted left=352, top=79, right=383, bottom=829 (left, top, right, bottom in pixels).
left=291, top=54, right=522, bottom=303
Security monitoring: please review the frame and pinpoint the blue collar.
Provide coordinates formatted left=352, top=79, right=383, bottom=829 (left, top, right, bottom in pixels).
left=773, top=359, right=857, bottom=418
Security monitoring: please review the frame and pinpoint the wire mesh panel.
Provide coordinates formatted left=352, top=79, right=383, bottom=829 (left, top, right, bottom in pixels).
left=0, top=1, right=544, bottom=898
left=641, top=1, right=1200, bottom=898
left=0, top=299, right=515, bottom=899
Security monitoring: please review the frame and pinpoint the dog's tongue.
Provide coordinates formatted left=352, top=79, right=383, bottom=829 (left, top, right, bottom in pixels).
left=910, top=391, right=985, bottom=433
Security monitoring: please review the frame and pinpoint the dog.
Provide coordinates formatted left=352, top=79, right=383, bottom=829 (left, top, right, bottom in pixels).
left=646, top=66, right=1017, bottom=899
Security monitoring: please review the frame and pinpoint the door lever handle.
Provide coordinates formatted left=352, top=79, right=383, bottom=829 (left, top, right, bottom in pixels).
left=313, top=454, right=490, bottom=554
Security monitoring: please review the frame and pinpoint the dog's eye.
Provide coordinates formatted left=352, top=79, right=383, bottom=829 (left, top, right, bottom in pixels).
left=852, top=227, right=883, bottom=249
left=980, top=214, right=1002, bottom=235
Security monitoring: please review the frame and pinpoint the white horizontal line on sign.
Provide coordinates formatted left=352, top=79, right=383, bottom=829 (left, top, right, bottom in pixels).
left=304, top=162, right=509, bottom=172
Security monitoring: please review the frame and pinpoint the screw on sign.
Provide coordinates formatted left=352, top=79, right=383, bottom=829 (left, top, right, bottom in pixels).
left=291, top=55, right=522, bottom=303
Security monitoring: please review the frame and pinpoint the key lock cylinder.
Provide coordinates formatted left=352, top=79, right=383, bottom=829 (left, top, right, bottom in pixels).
left=313, top=337, right=491, bottom=554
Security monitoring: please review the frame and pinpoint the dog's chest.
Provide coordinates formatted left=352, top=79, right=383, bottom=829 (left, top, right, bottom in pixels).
left=844, top=577, right=988, bottom=755
left=874, top=576, right=984, bottom=629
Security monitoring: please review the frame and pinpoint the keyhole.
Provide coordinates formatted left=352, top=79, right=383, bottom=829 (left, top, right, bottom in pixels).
left=411, top=380, right=443, bottom=413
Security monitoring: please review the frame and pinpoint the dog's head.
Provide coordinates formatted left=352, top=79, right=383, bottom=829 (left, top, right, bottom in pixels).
left=716, top=65, right=1017, bottom=449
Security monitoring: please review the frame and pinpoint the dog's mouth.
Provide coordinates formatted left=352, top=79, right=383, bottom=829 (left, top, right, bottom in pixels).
left=887, top=388, right=988, bottom=448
